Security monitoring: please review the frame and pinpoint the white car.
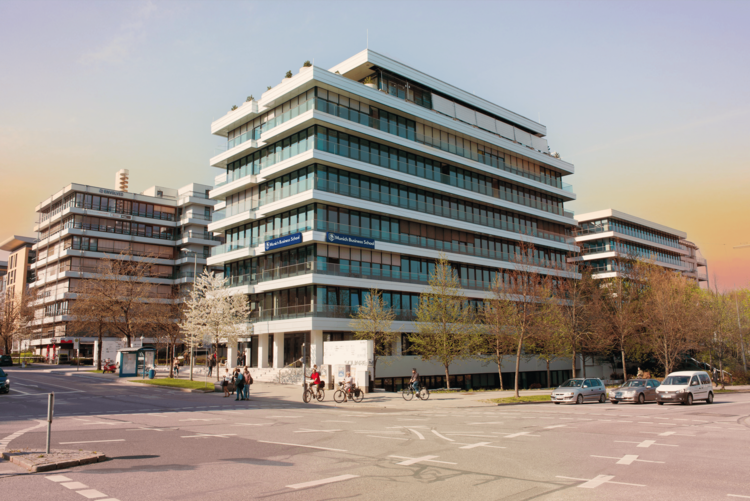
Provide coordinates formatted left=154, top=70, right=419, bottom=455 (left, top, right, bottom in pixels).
left=656, top=370, right=714, bottom=405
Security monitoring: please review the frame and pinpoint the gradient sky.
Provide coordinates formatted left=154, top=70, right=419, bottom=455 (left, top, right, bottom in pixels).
left=1, top=0, right=748, bottom=288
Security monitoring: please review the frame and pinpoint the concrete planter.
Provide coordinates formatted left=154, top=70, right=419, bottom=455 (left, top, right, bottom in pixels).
left=365, top=83, right=376, bottom=90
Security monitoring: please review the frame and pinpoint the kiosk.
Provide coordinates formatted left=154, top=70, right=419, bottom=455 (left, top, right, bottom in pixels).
left=116, top=347, right=156, bottom=378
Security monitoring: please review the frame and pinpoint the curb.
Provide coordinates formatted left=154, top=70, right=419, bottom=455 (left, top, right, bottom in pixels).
left=125, top=380, right=218, bottom=393
left=2, top=451, right=106, bottom=473
left=491, top=401, right=553, bottom=407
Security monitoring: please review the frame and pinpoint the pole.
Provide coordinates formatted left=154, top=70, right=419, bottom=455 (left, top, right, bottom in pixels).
left=46, top=393, right=54, bottom=454
left=190, top=253, right=197, bottom=381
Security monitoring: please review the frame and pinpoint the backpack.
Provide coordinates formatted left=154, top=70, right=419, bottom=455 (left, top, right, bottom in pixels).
left=248, top=373, right=253, bottom=385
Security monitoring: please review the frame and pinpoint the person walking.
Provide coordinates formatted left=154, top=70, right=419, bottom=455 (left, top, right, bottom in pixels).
left=222, top=369, right=231, bottom=397
left=242, top=366, right=251, bottom=400
left=235, top=368, right=245, bottom=401
left=173, top=358, right=180, bottom=377
left=207, top=356, right=215, bottom=377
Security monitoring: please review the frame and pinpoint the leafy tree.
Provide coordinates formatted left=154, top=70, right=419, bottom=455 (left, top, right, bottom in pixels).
left=351, top=289, right=396, bottom=382
left=0, top=291, right=33, bottom=357
left=410, top=255, right=478, bottom=389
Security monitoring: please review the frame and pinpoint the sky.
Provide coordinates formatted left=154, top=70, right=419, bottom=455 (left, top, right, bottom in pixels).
left=1, top=0, right=748, bottom=289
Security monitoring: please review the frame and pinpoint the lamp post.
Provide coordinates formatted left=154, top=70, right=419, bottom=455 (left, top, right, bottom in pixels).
left=181, top=248, right=198, bottom=381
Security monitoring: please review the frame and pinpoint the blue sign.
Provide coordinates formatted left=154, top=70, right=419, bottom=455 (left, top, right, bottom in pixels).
left=265, top=233, right=302, bottom=251
left=326, top=232, right=375, bottom=249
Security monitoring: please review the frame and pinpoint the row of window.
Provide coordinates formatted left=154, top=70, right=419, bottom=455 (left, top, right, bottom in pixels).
left=64, top=236, right=176, bottom=260
left=582, top=238, right=684, bottom=267
left=577, top=218, right=681, bottom=249
left=221, top=202, right=570, bottom=269
left=62, top=216, right=176, bottom=240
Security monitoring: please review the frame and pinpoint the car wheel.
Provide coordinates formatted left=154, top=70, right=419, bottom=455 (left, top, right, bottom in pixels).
left=638, top=393, right=645, bottom=405
left=599, top=393, right=606, bottom=403
left=706, top=392, right=714, bottom=404
left=576, top=394, right=583, bottom=405
left=686, top=393, right=693, bottom=405
left=554, top=402, right=560, bottom=405
left=657, top=401, right=664, bottom=405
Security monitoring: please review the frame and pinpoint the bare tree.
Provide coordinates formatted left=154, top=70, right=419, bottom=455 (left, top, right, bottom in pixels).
left=410, top=255, right=479, bottom=389
left=67, top=278, right=114, bottom=370
left=183, top=269, right=251, bottom=381
left=351, top=289, right=396, bottom=382
left=147, top=294, right=186, bottom=378
left=0, top=291, right=34, bottom=357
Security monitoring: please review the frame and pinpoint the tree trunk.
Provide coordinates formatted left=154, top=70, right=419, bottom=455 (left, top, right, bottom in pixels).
left=582, top=353, right=587, bottom=378
left=96, top=327, right=103, bottom=371
left=571, top=346, right=577, bottom=378
left=496, top=346, right=504, bottom=391
left=514, top=336, right=523, bottom=398
left=169, top=342, right=174, bottom=378
left=621, top=349, right=627, bottom=381
left=546, top=359, right=551, bottom=388
left=215, top=341, right=220, bottom=382
left=445, top=365, right=451, bottom=389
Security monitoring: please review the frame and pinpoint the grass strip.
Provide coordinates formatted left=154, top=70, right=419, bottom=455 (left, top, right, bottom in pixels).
left=482, top=395, right=551, bottom=404
left=129, top=378, right=215, bottom=390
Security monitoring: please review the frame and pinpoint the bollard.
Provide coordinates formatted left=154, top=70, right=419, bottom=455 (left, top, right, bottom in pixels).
left=46, top=393, right=54, bottom=454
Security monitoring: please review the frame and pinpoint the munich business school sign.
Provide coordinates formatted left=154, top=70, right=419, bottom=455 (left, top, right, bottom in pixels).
left=263, top=232, right=375, bottom=252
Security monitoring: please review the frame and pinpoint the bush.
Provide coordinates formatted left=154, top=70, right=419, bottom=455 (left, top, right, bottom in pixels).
left=231, top=105, right=238, bottom=111
left=610, top=373, right=623, bottom=380
left=285, top=70, right=292, bottom=79
left=246, top=95, right=254, bottom=102
left=303, top=60, right=311, bottom=67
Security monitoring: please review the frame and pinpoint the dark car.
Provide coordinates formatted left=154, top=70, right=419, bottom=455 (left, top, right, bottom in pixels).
left=0, top=355, right=13, bottom=367
left=0, top=368, right=9, bottom=394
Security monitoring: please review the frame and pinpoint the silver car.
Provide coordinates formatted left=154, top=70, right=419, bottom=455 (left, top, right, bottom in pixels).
left=609, top=378, right=660, bottom=404
left=551, top=378, right=607, bottom=404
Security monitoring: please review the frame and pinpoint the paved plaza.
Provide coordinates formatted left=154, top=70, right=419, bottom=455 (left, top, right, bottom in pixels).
left=1, top=368, right=749, bottom=500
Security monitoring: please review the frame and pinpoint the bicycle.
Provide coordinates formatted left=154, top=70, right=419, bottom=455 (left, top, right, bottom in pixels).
left=302, top=381, right=325, bottom=403
left=333, top=382, right=364, bottom=403
left=402, top=384, right=430, bottom=401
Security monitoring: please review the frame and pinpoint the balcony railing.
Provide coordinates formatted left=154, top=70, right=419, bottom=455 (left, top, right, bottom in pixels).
left=44, top=201, right=177, bottom=222
left=66, top=243, right=175, bottom=260
left=574, top=224, right=684, bottom=250
left=248, top=304, right=417, bottom=323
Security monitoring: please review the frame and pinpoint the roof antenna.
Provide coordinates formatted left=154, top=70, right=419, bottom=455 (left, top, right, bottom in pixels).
left=367, top=29, right=369, bottom=49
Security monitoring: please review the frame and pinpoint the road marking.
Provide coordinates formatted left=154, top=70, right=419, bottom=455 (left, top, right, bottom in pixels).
left=408, top=428, right=425, bottom=440
left=181, top=434, right=237, bottom=439
left=591, top=455, right=665, bottom=465
left=728, top=495, right=750, bottom=499
left=294, top=429, right=341, bottom=434
left=431, top=430, right=454, bottom=441
left=179, top=418, right=222, bottom=422
left=615, top=440, right=678, bottom=448
left=231, top=423, right=267, bottom=426
left=126, top=427, right=177, bottom=432
left=444, top=433, right=496, bottom=438
left=389, top=455, right=457, bottom=466
left=59, top=440, right=125, bottom=445
left=287, top=474, right=359, bottom=490
left=322, top=420, right=354, bottom=423
left=544, top=425, right=569, bottom=429
left=259, top=440, right=347, bottom=452
left=557, top=475, right=646, bottom=488
left=46, top=475, right=73, bottom=482
left=268, top=415, right=303, bottom=418
left=502, top=432, right=539, bottom=438
left=458, top=442, right=505, bottom=450
left=367, top=436, right=408, bottom=440
left=643, top=431, right=694, bottom=437
left=466, top=422, right=504, bottom=425
left=62, top=482, right=89, bottom=489
left=77, top=489, right=107, bottom=499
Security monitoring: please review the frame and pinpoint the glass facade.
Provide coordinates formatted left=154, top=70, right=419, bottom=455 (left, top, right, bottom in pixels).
left=581, top=238, right=683, bottom=267
left=577, top=218, right=682, bottom=249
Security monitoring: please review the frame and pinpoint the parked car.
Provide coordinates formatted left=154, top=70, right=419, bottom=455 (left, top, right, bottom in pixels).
left=656, top=371, right=714, bottom=405
left=551, top=378, right=607, bottom=404
left=0, top=368, right=9, bottom=394
left=609, top=378, right=660, bottom=404
left=0, top=355, right=13, bottom=367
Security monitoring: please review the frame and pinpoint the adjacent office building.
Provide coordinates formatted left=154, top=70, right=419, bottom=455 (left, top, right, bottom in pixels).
left=571, top=209, right=708, bottom=284
left=0, top=235, right=37, bottom=354
left=26, top=170, right=221, bottom=361
left=207, top=50, right=584, bottom=390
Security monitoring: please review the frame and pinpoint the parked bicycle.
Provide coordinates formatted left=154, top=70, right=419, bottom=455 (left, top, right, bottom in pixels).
left=333, top=381, right=364, bottom=403
left=303, top=381, right=325, bottom=403
left=402, top=384, right=430, bottom=401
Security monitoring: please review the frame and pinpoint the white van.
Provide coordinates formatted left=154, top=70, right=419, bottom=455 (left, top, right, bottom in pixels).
left=655, top=371, right=714, bottom=405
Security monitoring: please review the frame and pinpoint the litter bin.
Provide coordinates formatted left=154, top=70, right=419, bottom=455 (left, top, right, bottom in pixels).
left=148, top=369, right=155, bottom=379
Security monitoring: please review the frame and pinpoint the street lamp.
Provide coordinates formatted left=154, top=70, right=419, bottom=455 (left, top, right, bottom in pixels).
left=181, top=248, right=198, bottom=381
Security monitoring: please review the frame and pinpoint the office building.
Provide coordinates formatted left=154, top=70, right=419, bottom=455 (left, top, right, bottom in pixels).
left=571, top=209, right=708, bottom=284
left=207, top=50, right=584, bottom=389
left=26, top=174, right=221, bottom=361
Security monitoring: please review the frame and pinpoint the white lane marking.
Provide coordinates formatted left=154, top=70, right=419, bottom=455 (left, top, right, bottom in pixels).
left=397, top=418, right=428, bottom=421
left=431, top=430, right=455, bottom=442
left=502, top=432, right=539, bottom=438
left=60, top=440, right=125, bottom=445
left=181, top=434, right=237, bottom=439
left=77, top=489, right=108, bottom=499
left=614, top=440, right=678, bottom=448
left=458, top=442, right=505, bottom=450
left=231, top=423, right=267, bottom=427
left=591, top=455, right=665, bottom=465
left=408, top=428, right=425, bottom=440
left=62, top=482, right=89, bottom=489
left=728, top=495, right=750, bottom=499
left=13, top=378, right=85, bottom=393
left=126, top=427, right=177, bottom=432
left=444, top=434, right=496, bottom=438
left=389, top=455, right=457, bottom=466
left=466, top=422, right=504, bottom=425
left=268, top=415, right=303, bottom=418
left=557, top=475, right=646, bottom=488
left=259, top=440, right=347, bottom=452
left=294, top=429, right=341, bottom=434
left=46, top=475, right=72, bottom=482
left=643, top=431, right=694, bottom=437
left=147, top=414, right=168, bottom=417
left=544, top=425, right=568, bottom=429
left=14, top=383, right=39, bottom=387
left=322, top=420, right=354, bottom=423
left=179, top=418, right=222, bottom=422
left=287, top=474, right=359, bottom=490
left=367, top=436, right=408, bottom=440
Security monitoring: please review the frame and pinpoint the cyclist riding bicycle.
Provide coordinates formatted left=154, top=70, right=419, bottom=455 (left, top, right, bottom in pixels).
left=343, top=372, right=355, bottom=401
left=309, top=365, right=322, bottom=395
left=410, top=369, right=420, bottom=393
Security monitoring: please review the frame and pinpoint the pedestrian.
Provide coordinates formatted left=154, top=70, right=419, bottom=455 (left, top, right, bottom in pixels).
left=242, top=366, right=252, bottom=400
left=235, top=368, right=245, bottom=401
left=222, top=368, right=230, bottom=397
left=173, top=358, right=180, bottom=377
left=207, top=356, right=214, bottom=377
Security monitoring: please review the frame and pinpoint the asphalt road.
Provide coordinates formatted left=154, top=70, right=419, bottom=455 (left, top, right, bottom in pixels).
left=1, top=368, right=749, bottom=500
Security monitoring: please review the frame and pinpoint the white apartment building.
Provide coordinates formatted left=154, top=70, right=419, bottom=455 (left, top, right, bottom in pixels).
left=207, top=50, right=586, bottom=390
left=27, top=172, right=221, bottom=361
left=571, top=209, right=708, bottom=284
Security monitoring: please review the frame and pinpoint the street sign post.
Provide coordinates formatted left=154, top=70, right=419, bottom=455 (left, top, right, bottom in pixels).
left=74, top=338, right=80, bottom=372
left=46, top=393, right=54, bottom=454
